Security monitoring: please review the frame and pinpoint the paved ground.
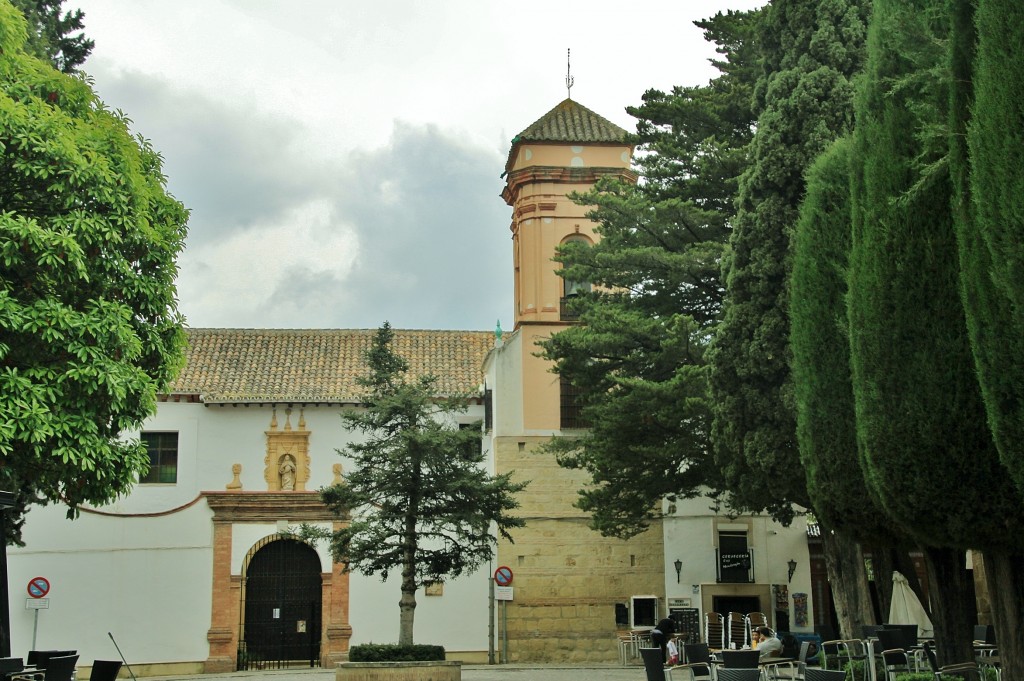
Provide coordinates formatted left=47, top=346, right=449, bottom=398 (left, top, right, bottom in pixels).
left=145, top=664, right=644, bottom=681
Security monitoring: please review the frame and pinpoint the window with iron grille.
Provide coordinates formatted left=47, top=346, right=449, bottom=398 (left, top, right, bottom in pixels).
left=560, top=376, right=588, bottom=429
left=141, top=431, right=178, bottom=484
left=458, top=422, right=481, bottom=459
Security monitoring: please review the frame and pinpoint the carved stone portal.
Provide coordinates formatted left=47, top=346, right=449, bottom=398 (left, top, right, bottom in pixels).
left=264, top=407, right=310, bottom=491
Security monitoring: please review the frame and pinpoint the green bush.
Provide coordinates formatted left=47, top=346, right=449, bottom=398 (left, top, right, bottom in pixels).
left=348, top=643, right=446, bottom=662
left=842, top=660, right=867, bottom=679
left=893, top=669, right=996, bottom=681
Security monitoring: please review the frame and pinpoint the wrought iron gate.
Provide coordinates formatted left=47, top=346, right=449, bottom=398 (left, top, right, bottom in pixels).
left=238, top=537, right=322, bottom=670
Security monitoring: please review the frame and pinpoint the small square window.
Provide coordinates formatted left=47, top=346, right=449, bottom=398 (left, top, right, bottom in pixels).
left=631, top=596, right=658, bottom=627
left=141, top=432, right=178, bottom=484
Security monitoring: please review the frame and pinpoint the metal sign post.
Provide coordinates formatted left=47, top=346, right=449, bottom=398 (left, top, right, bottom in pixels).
left=26, top=598, right=49, bottom=649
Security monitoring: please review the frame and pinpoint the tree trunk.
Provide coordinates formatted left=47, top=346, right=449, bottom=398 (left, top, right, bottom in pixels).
left=822, top=527, right=874, bottom=638
left=921, top=546, right=976, bottom=675
left=892, top=543, right=929, bottom=614
left=399, top=523, right=418, bottom=645
left=982, top=550, right=1024, bottom=680
left=867, top=540, right=894, bottom=621
left=398, top=578, right=417, bottom=646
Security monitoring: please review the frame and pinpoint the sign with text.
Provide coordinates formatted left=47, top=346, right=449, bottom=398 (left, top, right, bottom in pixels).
left=495, top=586, right=513, bottom=601
left=719, top=553, right=751, bottom=571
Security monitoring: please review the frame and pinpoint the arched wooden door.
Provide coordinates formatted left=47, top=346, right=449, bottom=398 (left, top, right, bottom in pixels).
left=240, top=537, right=322, bottom=669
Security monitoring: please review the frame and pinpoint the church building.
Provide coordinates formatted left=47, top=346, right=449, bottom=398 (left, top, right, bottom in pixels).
left=7, top=98, right=813, bottom=674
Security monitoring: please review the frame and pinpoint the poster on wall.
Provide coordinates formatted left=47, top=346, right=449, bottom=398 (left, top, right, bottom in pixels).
left=774, top=585, right=789, bottom=610
left=793, top=592, right=809, bottom=627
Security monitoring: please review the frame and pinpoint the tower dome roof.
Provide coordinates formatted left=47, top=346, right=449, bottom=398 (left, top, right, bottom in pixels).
left=512, top=98, right=629, bottom=144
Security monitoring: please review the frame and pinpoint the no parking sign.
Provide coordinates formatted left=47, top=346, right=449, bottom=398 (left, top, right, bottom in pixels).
left=493, top=566, right=513, bottom=586
left=27, top=576, right=50, bottom=598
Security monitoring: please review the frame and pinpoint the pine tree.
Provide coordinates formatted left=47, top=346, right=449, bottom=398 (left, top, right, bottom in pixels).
left=536, top=9, right=760, bottom=538
left=10, top=0, right=93, bottom=72
left=309, top=323, right=526, bottom=645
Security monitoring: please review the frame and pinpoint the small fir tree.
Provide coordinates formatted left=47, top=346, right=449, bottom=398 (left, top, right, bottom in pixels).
left=308, top=323, right=526, bottom=646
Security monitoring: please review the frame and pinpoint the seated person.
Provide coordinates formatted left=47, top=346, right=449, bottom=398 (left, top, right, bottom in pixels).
left=752, top=626, right=783, bottom=659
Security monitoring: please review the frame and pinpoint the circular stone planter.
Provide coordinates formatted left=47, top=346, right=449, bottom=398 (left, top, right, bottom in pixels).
left=336, top=660, right=461, bottom=681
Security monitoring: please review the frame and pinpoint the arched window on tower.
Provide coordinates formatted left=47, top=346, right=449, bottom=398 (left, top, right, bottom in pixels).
left=560, top=235, right=592, bottom=321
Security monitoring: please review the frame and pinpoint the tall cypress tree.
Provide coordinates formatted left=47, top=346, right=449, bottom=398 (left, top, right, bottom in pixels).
left=955, top=0, right=1024, bottom=674
left=847, top=0, right=1024, bottom=665
left=708, top=0, right=870, bottom=520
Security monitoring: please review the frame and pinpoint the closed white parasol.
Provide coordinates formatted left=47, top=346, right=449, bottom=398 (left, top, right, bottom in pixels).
left=888, top=570, right=934, bottom=637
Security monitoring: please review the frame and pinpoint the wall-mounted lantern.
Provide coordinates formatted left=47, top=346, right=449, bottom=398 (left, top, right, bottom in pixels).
left=787, top=559, right=798, bottom=583
left=674, top=559, right=683, bottom=583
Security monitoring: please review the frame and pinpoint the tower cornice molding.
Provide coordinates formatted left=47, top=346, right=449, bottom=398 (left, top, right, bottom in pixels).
left=501, top=165, right=638, bottom=207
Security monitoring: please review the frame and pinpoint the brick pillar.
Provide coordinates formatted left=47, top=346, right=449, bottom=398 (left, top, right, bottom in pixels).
left=322, top=522, right=352, bottom=666
left=205, top=520, right=238, bottom=673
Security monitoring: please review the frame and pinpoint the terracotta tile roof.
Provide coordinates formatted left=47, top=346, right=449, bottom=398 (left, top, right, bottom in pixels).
left=513, top=98, right=629, bottom=144
left=167, top=328, right=494, bottom=404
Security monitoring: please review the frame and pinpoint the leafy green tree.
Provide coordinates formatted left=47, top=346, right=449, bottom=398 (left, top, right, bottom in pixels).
left=0, top=2, right=188, bottom=544
left=307, top=323, right=526, bottom=645
left=537, top=8, right=760, bottom=539
left=10, top=0, right=92, bottom=73
left=847, top=0, right=1024, bottom=664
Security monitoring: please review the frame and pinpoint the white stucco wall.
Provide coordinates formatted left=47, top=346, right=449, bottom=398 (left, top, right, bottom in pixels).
left=8, top=501, right=214, bottom=665
left=661, top=495, right=814, bottom=634
left=483, top=332, right=523, bottom=438
left=7, top=397, right=491, bottom=667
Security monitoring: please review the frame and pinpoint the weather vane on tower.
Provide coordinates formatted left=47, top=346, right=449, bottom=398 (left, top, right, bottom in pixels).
left=566, top=48, right=574, bottom=100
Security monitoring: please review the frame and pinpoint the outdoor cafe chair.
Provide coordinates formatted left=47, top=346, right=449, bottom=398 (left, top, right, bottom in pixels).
left=716, top=669, right=761, bottom=681
left=706, top=612, right=726, bottom=651
left=681, top=644, right=713, bottom=681
left=86, top=661, right=121, bottom=681
left=922, top=641, right=981, bottom=680
left=721, top=649, right=760, bottom=669
left=647, top=643, right=712, bottom=679
left=818, top=640, right=844, bottom=671
left=641, top=647, right=677, bottom=681
left=10, top=655, right=78, bottom=681
left=839, top=639, right=870, bottom=681
left=727, top=613, right=748, bottom=649
left=766, top=641, right=811, bottom=681
left=804, top=669, right=847, bottom=681
left=879, top=648, right=912, bottom=681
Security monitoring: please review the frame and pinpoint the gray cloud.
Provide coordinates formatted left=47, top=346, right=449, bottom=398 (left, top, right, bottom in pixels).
left=87, top=67, right=513, bottom=332
left=271, top=123, right=513, bottom=331
left=87, top=68, right=328, bottom=246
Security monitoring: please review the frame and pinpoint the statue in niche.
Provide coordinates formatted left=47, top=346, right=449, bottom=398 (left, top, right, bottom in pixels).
left=279, top=454, right=297, bottom=491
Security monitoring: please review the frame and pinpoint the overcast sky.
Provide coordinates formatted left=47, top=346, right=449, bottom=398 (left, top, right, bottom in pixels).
left=74, top=0, right=765, bottom=331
